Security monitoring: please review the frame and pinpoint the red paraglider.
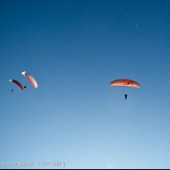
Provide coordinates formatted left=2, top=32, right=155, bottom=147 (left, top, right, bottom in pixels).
left=9, top=79, right=24, bottom=90
left=109, top=78, right=140, bottom=100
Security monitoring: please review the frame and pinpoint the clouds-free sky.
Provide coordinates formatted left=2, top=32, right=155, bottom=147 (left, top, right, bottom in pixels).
left=1, top=0, right=170, bottom=168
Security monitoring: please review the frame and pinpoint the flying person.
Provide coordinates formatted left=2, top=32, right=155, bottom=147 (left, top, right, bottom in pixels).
left=124, top=94, right=128, bottom=100
left=11, top=89, right=13, bottom=92
left=24, top=85, right=27, bottom=89
left=109, top=79, right=140, bottom=100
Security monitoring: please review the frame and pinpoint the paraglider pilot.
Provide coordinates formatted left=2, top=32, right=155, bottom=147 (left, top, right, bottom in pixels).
left=124, top=94, right=128, bottom=100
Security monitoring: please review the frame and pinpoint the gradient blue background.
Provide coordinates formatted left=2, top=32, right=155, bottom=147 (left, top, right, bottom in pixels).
left=1, top=0, right=170, bottom=168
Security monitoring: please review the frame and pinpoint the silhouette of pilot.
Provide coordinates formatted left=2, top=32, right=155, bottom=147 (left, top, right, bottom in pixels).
left=124, top=94, right=128, bottom=100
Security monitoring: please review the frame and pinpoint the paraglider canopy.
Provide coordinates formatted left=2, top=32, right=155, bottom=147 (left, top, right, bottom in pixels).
left=109, top=79, right=140, bottom=88
left=22, top=71, right=38, bottom=88
left=9, top=79, right=24, bottom=90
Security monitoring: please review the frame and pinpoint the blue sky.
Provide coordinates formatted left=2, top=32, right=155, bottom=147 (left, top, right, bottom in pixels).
left=1, top=0, right=170, bottom=168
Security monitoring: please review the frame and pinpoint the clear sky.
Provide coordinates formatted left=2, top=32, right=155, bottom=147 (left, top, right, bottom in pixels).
left=1, top=0, right=170, bottom=169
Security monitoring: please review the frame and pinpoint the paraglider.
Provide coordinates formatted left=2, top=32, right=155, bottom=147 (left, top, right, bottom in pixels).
left=7, top=70, right=38, bottom=93
left=109, top=78, right=140, bottom=100
left=9, top=79, right=24, bottom=90
left=22, top=71, right=38, bottom=88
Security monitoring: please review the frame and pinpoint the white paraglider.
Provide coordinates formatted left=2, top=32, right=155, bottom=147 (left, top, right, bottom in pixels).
left=22, top=71, right=38, bottom=88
